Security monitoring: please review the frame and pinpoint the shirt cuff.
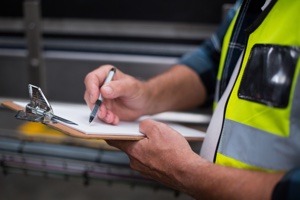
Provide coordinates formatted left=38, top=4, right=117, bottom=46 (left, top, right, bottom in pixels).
left=272, top=168, right=300, bottom=200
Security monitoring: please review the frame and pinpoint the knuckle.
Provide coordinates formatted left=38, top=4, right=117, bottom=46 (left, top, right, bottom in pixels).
left=83, top=72, right=91, bottom=84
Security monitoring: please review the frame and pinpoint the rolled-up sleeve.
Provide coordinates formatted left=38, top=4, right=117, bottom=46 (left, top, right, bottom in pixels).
left=178, top=0, right=241, bottom=100
left=272, top=168, right=300, bottom=200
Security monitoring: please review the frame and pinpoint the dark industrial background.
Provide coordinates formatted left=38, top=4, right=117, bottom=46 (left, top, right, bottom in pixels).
left=0, top=0, right=235, bottom=102
left=0, top=0, right=234, bottom=199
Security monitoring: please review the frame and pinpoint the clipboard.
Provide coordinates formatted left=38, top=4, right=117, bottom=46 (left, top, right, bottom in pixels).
left=1, top=100, right=205, bottom=141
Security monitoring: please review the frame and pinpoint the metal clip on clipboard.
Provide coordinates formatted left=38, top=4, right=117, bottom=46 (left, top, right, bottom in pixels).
left=15, top=84, right=77, bottom=125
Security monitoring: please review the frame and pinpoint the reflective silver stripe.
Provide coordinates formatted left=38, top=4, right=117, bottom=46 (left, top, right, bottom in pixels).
left=219, top=118, right=300, bottom=170
left=218, top=60, right=300, bottom=171
left=201, top=53, right=243, bottom=161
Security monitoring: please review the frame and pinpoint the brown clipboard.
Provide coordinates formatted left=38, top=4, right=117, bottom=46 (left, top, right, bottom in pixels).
left=1, top=100, right=204, bottom=141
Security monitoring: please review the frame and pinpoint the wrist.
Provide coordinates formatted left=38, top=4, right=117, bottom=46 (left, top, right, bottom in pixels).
left=171, top=152, right=209, bottom=192
left=141, top=80, right=158, bottom=115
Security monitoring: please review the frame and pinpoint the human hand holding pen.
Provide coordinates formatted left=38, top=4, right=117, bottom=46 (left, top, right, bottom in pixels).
left=89, top=67, right=116, bottom=123
left=84, top=65, right=150, bottom=124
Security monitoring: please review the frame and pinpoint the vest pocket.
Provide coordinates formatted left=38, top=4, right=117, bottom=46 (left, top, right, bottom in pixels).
left=238, top=44, right=300, bottom=108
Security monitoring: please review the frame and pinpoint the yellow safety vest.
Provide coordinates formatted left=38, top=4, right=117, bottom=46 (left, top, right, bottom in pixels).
left=213, top=0, right=300, bottom=172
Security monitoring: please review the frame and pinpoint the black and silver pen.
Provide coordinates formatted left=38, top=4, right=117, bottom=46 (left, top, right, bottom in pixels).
left=89, top=68, right=116, bottom=123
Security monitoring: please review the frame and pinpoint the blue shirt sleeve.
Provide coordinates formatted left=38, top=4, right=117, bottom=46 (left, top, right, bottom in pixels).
left=178, top=1, right=241, bottom=100
left=272, top=168, right=300, bottom=200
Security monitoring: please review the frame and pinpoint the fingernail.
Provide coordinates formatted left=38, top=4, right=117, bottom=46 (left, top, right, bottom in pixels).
left=103, top=86, right=113, bottom=94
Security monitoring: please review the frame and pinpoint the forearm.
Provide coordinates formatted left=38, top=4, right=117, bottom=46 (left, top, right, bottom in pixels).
left=145, top=64, right=207, bottom=115
left=176, top=154, right=283, bottom=200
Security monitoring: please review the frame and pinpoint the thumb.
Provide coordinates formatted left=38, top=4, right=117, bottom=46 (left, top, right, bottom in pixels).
left=101, top=84, right=114, bottom=97
left=101, top=76, right=139, bottom=99
left=139, top=119, right=162, bottom=138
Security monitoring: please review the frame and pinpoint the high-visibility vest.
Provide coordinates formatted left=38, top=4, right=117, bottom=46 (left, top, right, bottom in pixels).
left=201, top=0, right=300, bottom=172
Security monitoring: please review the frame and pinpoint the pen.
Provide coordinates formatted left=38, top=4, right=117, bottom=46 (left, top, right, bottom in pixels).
left=89, top=67, right=116, bottom=123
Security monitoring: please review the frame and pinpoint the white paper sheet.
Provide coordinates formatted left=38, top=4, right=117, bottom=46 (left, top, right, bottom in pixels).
left=15, top=101, right=205, bottom=139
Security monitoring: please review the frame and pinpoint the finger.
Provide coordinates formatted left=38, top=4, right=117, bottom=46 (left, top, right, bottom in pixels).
left=84, top=73, right=101, bottom=104
left=98, top=104, right=107, bottom=120
left=97, top=105, right=119, bottom=125
left=128, top=156, right=154, bottom=178
left=106, top=140, right=153, bottom=176
left=106, top=139, right=158, bottom=180
left=84, top=90, right=93, bottom=109
left=84, top=65, right=116, bottom=105
left=103, top=110, right=118, bottom=124
left=112, top=114, right=120, bottom=124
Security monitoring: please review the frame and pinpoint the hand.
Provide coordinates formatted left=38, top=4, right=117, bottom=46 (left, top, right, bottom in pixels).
left=108, top=119, right=284, bottom=200
left=107, top=119, right=199, bottom=190
left=84, top=65, right=150, bottom=124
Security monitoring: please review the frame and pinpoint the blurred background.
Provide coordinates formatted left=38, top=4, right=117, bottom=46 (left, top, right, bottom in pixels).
left=0, top=0, right=234, bottom=199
